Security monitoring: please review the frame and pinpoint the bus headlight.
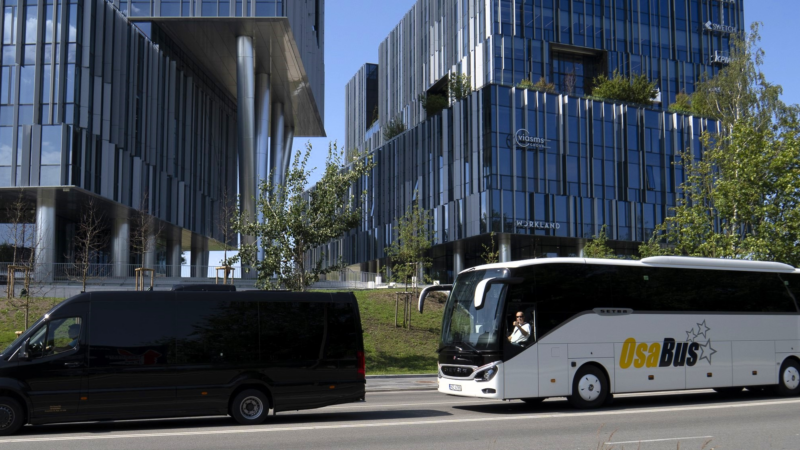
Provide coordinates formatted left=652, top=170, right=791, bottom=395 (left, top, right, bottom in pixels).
left=475, top=366, right=497, bottom=382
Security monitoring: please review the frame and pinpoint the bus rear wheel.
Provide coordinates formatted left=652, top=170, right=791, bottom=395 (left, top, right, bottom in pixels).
left=568, top=365, right=608, bottom=409
left=776, top=359, right=800, bottom=397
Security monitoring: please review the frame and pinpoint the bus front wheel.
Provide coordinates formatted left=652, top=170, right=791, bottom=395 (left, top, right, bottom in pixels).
left=776, top=359, right=800, bottom=397
left=568, top=365, right=608, bottom=409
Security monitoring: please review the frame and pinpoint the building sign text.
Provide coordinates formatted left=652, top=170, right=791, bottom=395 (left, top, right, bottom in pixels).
left=515, top=129, right=548, bottom=149
left=515, top=220, right=561, bottom=230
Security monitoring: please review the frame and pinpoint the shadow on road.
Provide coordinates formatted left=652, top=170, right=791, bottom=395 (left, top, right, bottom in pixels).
left=17, top=409, right=452, bottom=437
left=452, top=389, right=779, bottom=415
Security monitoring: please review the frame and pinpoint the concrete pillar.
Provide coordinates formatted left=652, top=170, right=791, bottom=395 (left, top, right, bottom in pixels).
left=170, top=237, right=182, bottom=278
left=190, top=237, right=209, bottom=278
left=499, top=233, right=511, bottom=263
left=34, top=190, right=56, bottom=282
left=112, top=217, right=130, bottom=277
left=269, top=102, right=285, bottom=189
left=236, top=36, right=256, bottom=248
left=453, top=240, right=465, bottom=278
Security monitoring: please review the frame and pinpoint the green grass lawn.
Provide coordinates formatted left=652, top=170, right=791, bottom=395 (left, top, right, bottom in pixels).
left=0, top=290, right=445, bottom=375
left=0, top=297, right=65, bottom=350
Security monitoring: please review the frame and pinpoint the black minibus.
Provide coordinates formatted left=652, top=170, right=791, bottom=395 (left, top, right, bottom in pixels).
left=0, top=290, right=366, bottom=435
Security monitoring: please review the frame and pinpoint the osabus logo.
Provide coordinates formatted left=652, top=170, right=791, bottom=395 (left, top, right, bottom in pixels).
left=618, top=321, right=717, bottom=368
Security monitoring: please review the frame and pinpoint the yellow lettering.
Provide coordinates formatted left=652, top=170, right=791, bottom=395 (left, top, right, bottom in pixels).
left=619, top=338, right=636, bottom=369
left=646, top=343, right=661, bottom=368
left=634, top=343, right=648, bottom=368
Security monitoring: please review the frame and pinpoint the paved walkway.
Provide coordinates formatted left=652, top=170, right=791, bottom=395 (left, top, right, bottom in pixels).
left=365, top=374, right=438, bottom=392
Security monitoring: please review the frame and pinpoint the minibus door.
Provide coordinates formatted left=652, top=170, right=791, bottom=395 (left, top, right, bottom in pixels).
left=15, top=305, right=89, bottom=420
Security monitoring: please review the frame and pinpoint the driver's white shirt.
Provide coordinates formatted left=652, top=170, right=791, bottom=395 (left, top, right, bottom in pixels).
left=510, top=323, right=532, bottom=344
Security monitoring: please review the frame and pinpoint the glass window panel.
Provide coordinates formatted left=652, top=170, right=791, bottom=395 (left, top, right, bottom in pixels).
left=24, top=6, right=37, bottom=44
left=18, top=105, right=33, bottom=124
left=66, top=43, right=76, bottom=63
left=0, top=166, right=9, bottom=186
left=130, top=1, right=150, bottom=17
left=0, top=67, right=12, bottom=103
left=45, top=5, right=53, bottom=43
left=3, top=7, right=16, bottom=45
left=0, top=106, right=12, bottom=125
left=19, top=65, right=35, bottom=104
left=41, top=64, right=50, bottom=102
left=2, top=46, right=14, bottom=65
left=67, top=4, right=77, bottom=41
left=0, top=126, right=10, bottom=163
left=43, top=43, right=51, bottom=63
left=201, top=0, right=216, bottom=16
left=160, top=3, right=179, bottom=16
left=65, top=63, right=75, bottom=102
left=41, top=125, right=61, bottom=164
left=40, top=165, right=60, bottom=185
left=218, top=2, right=229, bottom=16
left=89, top=300, right=173, bottom=367
left=24, top=44, right=35, bottom=64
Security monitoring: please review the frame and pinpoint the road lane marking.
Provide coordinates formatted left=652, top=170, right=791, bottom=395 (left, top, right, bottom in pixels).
left=1, top=398, right=798, bottom=444
left=607, top=436, right=712, bottom=445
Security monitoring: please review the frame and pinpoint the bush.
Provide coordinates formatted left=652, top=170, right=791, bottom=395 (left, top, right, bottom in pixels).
left=448, top=73, right=472, bottom=101
left=590, top=70, right=658, bottom=106
left=382, top=115, right=406, bottom=140
left=517, top=77, right=557, bottom=94
left=668, top=91, right=693, bottom=114
left=418, top=94, right=448, bottom=116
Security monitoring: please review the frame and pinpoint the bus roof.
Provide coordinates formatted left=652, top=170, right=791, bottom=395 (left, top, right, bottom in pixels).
left=459, top=256, right=797, bottom=276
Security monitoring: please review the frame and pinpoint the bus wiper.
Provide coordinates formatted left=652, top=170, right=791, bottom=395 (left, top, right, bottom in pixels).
left=454, top=341, right=483, bottom=354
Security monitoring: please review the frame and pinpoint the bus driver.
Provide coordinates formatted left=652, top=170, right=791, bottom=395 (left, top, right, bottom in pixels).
left=508, top=311, right=531, bottom=346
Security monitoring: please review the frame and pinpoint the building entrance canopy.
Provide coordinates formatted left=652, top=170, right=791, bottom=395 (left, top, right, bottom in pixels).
left=130, top=17, right=325, bottom=137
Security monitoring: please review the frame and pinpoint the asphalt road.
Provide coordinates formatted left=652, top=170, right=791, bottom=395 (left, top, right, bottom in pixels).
left=1, top=389, right=799, bottom=449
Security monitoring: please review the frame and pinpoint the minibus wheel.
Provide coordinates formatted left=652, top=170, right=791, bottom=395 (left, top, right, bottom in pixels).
left=568, top=365, right=608, bottom=409
left=0, top=397, right=24, bottom=436
left=776, top=359, right=800, bottom=397
left=231, top=389, right=270, bottom=425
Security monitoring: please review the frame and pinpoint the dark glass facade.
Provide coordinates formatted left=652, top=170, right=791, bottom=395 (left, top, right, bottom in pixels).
left=316, top=85, right=717, bottom=283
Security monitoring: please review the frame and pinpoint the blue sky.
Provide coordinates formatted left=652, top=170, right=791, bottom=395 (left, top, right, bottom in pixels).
left=300, top=0, right=800, bottom=186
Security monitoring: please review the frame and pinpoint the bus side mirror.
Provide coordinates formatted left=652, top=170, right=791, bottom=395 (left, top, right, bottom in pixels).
left=474, top=277, right=524, bottom=310
left=417, top=285, right=452, bottom=313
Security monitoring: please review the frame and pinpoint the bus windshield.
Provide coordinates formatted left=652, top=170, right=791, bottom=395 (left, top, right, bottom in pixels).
left=440, top=268, right=509, bottom=352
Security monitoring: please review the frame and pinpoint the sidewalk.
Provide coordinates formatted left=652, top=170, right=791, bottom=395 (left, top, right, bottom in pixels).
left=365, top=374, right=438, bottom=392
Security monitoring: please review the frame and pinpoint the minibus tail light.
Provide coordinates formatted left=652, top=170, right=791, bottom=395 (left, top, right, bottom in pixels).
left=357, top=351, right=365, bottom=379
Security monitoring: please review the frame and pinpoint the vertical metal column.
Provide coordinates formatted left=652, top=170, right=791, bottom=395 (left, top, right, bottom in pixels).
left=236, top=36, right=256, bottom=247
left=170, top=237, right=183, bottom=278
left=34, top=190, right=56, bottom=282
left=453, top=240, right=465, bottom=278
left=499, top=233, right=511, bottom=263
left=282, top=124, right=294, bottom=177
left=255, top=73, right=270, bottom=262
left=112, top=217, right=130, bottom=277
left=269, top=102, right=285, bottom=188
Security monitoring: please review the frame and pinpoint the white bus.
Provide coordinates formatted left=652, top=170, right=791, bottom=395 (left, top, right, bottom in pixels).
left=418, top=256, right=800, bottom=408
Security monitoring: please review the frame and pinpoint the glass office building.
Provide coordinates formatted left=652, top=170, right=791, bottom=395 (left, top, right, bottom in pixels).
left=0, top=0, right=324, bottom=276
left=324, top=0, right=741, bottom=283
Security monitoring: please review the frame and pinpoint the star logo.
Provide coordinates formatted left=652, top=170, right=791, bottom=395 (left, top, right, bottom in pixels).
left=686, top=327, right=697, bottom=342
left=697, top=339, right=717, bottom=364
left=695, top=320, right=711, bottom=339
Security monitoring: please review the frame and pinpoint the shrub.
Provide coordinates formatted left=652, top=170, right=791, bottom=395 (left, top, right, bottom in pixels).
left=668, top=91, right=693, bottom=114
left=448, top=73, right=472, bottom=101
left=382, top=115, right=406, bottom=140
left=532, top=77, right=557, bottom=93
left=418, top=94, right=449, bottom=116
left=590, top=70, right=658, bottom=106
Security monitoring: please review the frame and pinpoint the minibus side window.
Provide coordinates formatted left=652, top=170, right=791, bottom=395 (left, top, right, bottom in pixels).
left=26, top=317, right=81, bottom=358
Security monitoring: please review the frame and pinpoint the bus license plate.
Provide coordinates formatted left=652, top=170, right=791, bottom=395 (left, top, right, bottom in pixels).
left=449, top=384, right=462, bottom=391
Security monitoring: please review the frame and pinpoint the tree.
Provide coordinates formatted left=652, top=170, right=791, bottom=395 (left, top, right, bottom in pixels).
left=71, top=198, right=108, bottom=292
left=215, top=185, right=237, bottom=265
left=385, top=198, right=435, bottom=292
left=229, top=142, right=375, bottom=291
left=582, top=225, right=618, bottom=259
left=383, top=115, right=406, bottom=140
left=480, top=231, right=499, bottom=264
left=640, top=23, right=800, bottom=266
left=130, top=192, right=162, bottom=269
left=517, top=78, right=535, bottom=90
left=418, top=93, right=448, bottom=116
left=448, top=73, right=472, bottom=101
left=590, top=69, right=658, bottom=106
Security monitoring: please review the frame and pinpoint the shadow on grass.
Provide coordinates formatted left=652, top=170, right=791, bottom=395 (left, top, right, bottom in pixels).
left=18, top=409, right=452, bottom=437
left=367, top=352, right=438, bottom=374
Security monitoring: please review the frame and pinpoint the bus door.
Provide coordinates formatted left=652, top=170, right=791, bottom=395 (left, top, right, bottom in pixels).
left=502, top=299, right=539, bottom=399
